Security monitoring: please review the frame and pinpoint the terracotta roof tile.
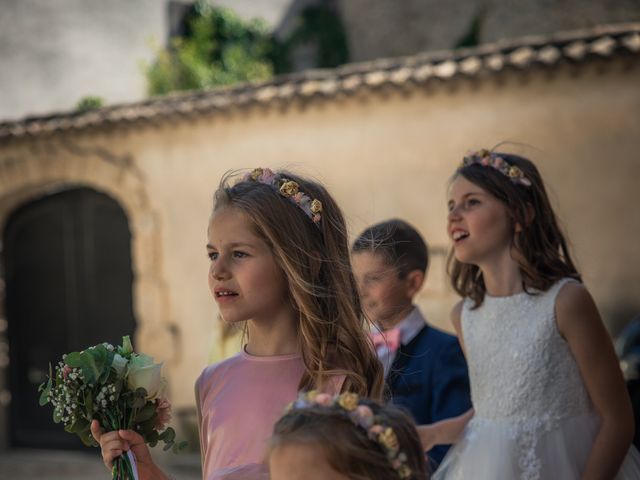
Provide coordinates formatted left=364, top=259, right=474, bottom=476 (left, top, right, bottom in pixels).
left=459, top=56, right=483, bottom=75
left=538, top=45, right=562, bottom=65
left=623, top=32, right=640, bottom=51
left=1, top=22, right=638, bottom=140
left=389, top=67, right=413, bottom=84
left=486, top=53, right=506, bottom=71
left=564, top=40, right=589, bottom=60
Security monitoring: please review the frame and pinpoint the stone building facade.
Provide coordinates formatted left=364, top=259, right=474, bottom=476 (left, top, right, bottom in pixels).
left=336, top=0, right=640, bottom=61
left=0, top=0, right=168, bottom=119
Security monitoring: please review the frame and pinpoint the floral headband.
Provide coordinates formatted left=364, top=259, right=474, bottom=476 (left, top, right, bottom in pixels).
left=288, top=391, right=412, bottom=479
left=242, top=168, right=323, bottom=226
left=459, top=149, right=532, bottom=187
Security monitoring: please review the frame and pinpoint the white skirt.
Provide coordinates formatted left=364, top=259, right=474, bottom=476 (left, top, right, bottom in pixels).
left=433, top=414, right=640, bottom=480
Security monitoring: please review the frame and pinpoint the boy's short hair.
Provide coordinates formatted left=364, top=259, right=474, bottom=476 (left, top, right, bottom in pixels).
left=352, top=219, right=429, bottom=277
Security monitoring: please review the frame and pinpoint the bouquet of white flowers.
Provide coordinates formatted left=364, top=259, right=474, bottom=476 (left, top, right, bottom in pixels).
left=38, top=336, right=186, bottom=480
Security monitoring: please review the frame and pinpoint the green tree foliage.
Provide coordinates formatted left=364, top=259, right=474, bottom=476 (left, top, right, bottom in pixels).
left=146, top=2, right=274, bottom=96
left=76, top=96, right=105, bottom=112
left=454, top=9, right=485, bottom=49
left=271, top=6, right=350, bottom=75
left=145, top=2, right=350, bottom=96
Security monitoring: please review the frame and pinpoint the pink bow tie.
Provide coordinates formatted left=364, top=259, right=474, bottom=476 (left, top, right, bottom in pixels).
left=370, top=328, right=401, bottom=353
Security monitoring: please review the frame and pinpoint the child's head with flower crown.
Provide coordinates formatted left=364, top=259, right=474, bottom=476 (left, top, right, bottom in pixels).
left=448, top=150, right=581, bottom=307
left=209, top=168, right=383, bottom=397
left=268, top=391, right=429, bottom=480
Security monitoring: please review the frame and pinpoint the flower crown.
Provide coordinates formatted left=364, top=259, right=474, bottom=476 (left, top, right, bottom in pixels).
left=288, top=391, right=412, bottom=479
left=242, top=168, right=323, bottom=226
left=459, top=149, right=532, bottom=187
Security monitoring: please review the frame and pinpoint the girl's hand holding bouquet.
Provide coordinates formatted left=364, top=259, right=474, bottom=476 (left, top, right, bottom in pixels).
left=90, top=421, right=169, bottom=480
left=38, top=336, right=186, bottom=480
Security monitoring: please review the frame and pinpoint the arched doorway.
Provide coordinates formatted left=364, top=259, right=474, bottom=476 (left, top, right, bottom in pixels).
left=4, top=187, right=136, bottom=449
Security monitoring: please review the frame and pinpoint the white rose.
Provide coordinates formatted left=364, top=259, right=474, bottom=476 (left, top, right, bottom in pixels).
left=127, top=354, right=165, bottom=400
left=111, top=353, right=128, bottom=377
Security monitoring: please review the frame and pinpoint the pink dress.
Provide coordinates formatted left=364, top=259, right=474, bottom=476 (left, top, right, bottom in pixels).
left=196, top=349, right=342, bottom=479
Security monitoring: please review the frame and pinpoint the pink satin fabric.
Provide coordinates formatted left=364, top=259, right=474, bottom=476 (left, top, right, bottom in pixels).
left=197, top=349, right=344, bottom=479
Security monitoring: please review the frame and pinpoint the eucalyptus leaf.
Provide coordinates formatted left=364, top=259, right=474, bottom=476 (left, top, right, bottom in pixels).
left=134, top=402, right=157, bottom=423
left=135, top=387, right=147, bottom=398
left=159, top=427, right=175, bottom=443
left=38, top=370, right=52, bottom=406
left=38, top=385, right=50, bottom=406
left=37, top=363, right=53, bottom=405
left=131, top=395, right=146, bottom=409
left=137, top=418, right=158, bottom=438
left=147, top=428, right=159, bottom=448
left=84, top=346, right=109, bottom=384
left=173, top=441, right=189, bottom=453
left=64, top=352, right=83, bottom=368
left=84, top=390, right=94, bottom=414
left=72, top=417, right=90, bottom=434
left=99, top=350, right=116, bottom=384
left=64, top=348, right=106, bottom=384
left=78, top=427, right=96, bottom=447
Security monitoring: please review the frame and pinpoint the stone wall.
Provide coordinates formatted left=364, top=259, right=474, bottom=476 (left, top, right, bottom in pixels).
left=337, top=0, right=640, bottom=61
left=0, top=57, right=638, bottom=412
left=0, top=0, right=167, bottom=119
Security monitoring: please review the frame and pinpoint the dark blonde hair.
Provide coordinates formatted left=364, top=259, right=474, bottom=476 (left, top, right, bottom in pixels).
left=214, top=169, right=384, bottom=398
left=269, top=399, right=429, bottom=480
left=448, top=152, right=581, bottom=308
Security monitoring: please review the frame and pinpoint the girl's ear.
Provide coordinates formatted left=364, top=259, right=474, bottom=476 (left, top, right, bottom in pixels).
left=526, top=203, right=536, bottom=225
left=515, top=203, right=536, bottom=232
left=405, top=270, right=425, bottom=298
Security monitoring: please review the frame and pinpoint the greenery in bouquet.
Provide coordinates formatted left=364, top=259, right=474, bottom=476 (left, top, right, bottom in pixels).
left=38, top=336, right=187, bottom=479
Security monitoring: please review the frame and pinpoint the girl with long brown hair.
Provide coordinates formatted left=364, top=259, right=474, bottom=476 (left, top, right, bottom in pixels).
left=92, top=168, right=383, bottom=479
left=420, top=150, right=640, bottom=479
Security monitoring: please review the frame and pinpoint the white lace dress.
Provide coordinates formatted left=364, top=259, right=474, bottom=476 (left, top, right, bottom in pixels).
left=434, top=279, right=640, bottom=480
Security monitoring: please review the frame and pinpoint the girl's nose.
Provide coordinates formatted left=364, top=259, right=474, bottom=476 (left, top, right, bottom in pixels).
left=447, top=205, right=462, bottom=222
left=210, top=258, right=230, bottom=280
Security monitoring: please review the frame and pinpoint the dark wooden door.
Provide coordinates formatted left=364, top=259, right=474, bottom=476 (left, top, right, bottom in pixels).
left=4, top=188, right=136, bottom=449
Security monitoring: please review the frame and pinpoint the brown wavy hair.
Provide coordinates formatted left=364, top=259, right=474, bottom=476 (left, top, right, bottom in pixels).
left=448, top=152, right=581, bottom=308
left=269, top=398, right=429, bottom=480
left=214, top=169, right=384, bottom=399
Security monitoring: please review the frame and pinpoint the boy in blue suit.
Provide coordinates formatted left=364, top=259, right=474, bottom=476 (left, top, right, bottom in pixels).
left=352, top=219, right=471, bottom=469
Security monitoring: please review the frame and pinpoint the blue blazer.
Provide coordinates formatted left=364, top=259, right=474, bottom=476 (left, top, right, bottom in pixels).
left=387, top=323, right=471, bottom=469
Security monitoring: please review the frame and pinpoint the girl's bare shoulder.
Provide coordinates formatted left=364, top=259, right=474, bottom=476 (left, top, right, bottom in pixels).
left=555, top=281, right=600, bottom=336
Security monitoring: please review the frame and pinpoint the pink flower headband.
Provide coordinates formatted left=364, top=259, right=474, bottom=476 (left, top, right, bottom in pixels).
left=242, top=168, right=323, bottom=226
left=288, top=391, right=412, bottom=479
left=459, top=149, right=532, bottom=187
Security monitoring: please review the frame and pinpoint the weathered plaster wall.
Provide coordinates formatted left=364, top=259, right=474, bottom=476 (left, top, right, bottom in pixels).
left=1, top=60, right=638, bottom=409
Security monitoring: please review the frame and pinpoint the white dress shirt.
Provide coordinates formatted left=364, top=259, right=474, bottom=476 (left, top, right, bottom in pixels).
left=374, top=306, right=427, bottom=378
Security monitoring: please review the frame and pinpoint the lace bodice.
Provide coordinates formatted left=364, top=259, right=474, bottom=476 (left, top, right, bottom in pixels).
left=462, top=278, right=592, bottom=424
left=435, top=279, right=640, bottom=480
